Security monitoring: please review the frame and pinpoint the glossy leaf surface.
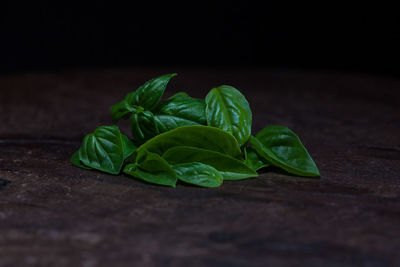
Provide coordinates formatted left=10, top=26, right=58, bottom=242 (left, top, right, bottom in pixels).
left=153, top=96, right=206, bottom=133
left=131, top=111, right=159, bottom=145
left=250, top=126, right=320, bottom=177
left=137, top=125, right=242, bottom=159
left=155, top=96, right=206, bottom=124
left=78, top=125, right=135, bottom=174
left=123, top=149, right=177, bottom=187
left=121, top=134, right=137, bottom=159
left=154, top=115, right=201, bottom=133
left=244, top=146, right=270, bottom=171
left=126, top=73, right=177, bottom=110
left=110, top=73, right=176, bottom=122
left=168, top=92, right=189, bottom=99
left=71, top=150, right=92, bottom=170
left=163, top=146, right=257, bottom=180
left=205, top=85, right=252, bottom=146
left=171, top=162, right=223, bottom=187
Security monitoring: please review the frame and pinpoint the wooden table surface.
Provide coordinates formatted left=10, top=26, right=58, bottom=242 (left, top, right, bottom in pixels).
left=1, top=69, right=399, bottom=267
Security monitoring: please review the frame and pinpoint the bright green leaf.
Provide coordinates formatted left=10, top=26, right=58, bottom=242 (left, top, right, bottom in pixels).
left=71, top=150, right=92, bottom=170
left=205, top=85, right=252, bottom=146
left=244, top=146, right=270, bottom=171
left=124, top=149, right=177, bottom=187
left=131, top=111, right=160, bottom=145
left=171, top=162, right=223, bottom=187
left=155, top=96, right=206, bottom=124
left=110, top=73, right=176, bottom=122
left=137, top=125, right=242, bottom=159
left=153, top=95, right=207, bottom=133
left=126, top=73, right=177, bottom=110
left=121, top=134, right=137, bottom=159
left=163, top=146, right=257, bottom=180
left=168, top=92, right=189, bottom=99
left=78, top=125, right=133, bottom=174
left=250, top=126, right=320, bottom=177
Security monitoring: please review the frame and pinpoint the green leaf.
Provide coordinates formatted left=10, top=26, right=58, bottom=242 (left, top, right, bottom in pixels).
left=244, top=146, right=270, bottom=171
left=154, top=115, right=202, bottom=133
left=131, top=111, right=160, bottom=145
left=171, top=162, right=223, bottom=187
left=168, top=92, right=189, bottom=99
left=137, top=125, right=242, bottom=159
left=78, top=125, right=133, bottom=174
left=121, top=134, right=137, bottom=159
left=153, top=96, right=207, bottom=132
left=155, top=96, right=206, bottom=125
left=110, top=100, right=142, bottom=123
left=163, top=146, right=258, bottom=180
left=123, top=149, right=177, bottom=187
left=71, top=150, right=92, bottom=170
left=126, top=73, right=177, bottom=110
left=205, top=85, right=252, bottom=146
left=250, top=126, right=320, bottom=177
left=110, top=73, right=176, bottom=122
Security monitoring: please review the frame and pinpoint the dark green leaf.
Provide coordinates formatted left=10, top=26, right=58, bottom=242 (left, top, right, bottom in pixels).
left=250, top=126, right=320, bottom=177
left=110, top=100, right=142, bottom=123
left=121, top=134, right=137, bottom=159
left=131, top=111, right=160, bottom=145
left=137, top=125, right=242, bottom=159
left=153, top=96, right=207, bottom=132
left=168, top=92, right=189, bottom=99
left=163, top=146, right=257, bottom=180
left=244, top=146, right=270, bottom=171
left=205, top=85, right=252, bottom=146
left=110, top=73, right=176, bottom=122
left=71, top=150, right=92, bottom=170
left=123, top=149, right=177, bottom=187
left=126, top=73, right=177, bottom=110
left=78, top=125, right=132, bottom=174
left=171, top=162, right=223, bottom=187
left=155, top=96, right=206, bottom=125
left=154, top=115, right=202, bottom=133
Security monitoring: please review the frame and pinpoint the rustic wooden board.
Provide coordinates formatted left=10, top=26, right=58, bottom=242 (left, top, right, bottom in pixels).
left=1, top=69, right=399, bottom=267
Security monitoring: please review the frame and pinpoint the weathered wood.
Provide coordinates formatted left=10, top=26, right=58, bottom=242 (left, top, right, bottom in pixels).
left=0, top=69, right=399, bottom=267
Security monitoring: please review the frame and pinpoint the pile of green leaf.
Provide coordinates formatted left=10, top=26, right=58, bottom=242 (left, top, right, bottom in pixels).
left=71, top=73, right=319, bottom=187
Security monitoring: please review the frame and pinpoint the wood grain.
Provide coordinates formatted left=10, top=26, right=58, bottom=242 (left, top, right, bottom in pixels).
left=0, top=69, right=399, bottom=267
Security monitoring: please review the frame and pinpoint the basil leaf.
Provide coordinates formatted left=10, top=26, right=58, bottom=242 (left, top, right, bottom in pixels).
left=244, top=146, right=270, bottom=171
left=110, top=73, right=176, bottom=122
left=123, top=149, right=177, bottom=187
left=205, top=85, right=252, bottom=146
left=155, top=96, right=206, bottom=125
left=168, top=92, right=189, bottom=99
left=171, top=162, right=223, bottom=188
left=110, top=100, right=130, bottom=123
left=250, top=126, right=320, bottom=177
left=110, top=100, right=142, bottom=123
left=121, top=134, right=137, bottom=159
left=163, top=146, right=257, bottom=180
left=71, top=150, right=92, bottom=170
left=137, top=125, right=242, bottom=159
left=126, top=73, right=177, bottom=110
left=152, top=96, right=207, bottom=132
left=78, top=125, right=134, bottom=174
left=131, top=111, right=160, bottom=145
left=154, top=115, right=202, bottom=133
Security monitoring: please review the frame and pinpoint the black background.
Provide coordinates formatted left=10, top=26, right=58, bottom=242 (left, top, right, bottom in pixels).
left=1, top=2, right=399, bottom=76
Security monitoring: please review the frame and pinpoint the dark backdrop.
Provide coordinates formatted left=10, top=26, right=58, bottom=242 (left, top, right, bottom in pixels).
left=1, top=2, right=399, bottom=76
